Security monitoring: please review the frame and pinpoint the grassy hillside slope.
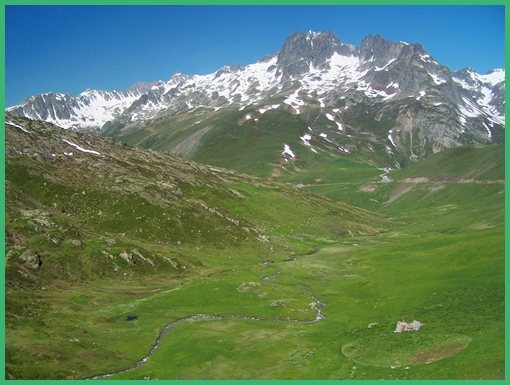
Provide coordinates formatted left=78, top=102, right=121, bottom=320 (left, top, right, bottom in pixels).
left=5, top=116, right=504, bottom=380
left=5, top=115, right=380, bottom=379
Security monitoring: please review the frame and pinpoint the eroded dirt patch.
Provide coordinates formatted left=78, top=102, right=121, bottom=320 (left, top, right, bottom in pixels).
left=409, top=337, right=471, bottom=365
left=341, top=334, right=471, bottom=368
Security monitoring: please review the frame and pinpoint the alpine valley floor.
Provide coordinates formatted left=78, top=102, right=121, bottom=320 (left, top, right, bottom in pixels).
left=5, top=117, right=504, bottom=380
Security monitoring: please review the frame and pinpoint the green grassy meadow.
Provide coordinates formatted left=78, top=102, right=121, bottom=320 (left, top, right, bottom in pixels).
left=5, top=118, right=504, bottom=379
left=106, top=226, right=503, bottom=380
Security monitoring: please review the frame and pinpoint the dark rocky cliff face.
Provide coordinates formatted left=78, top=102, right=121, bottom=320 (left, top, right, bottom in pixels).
left=276, top=31, right=355, bottom=80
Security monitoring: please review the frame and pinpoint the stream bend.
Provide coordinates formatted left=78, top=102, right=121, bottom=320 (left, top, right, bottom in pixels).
left=88, top=249, right=325, bottom=380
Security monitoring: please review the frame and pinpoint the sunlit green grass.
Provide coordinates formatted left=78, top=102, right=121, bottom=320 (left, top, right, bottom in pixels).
left=108, top=224, right=503, bottom=380
left=5, top=120, right=504, bottom=380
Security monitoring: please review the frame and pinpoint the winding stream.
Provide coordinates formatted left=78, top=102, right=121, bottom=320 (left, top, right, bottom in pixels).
left=87, top=249, right=325, bottom=380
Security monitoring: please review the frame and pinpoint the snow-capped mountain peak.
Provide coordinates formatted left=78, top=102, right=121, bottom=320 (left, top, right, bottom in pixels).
left=6, top=30, right=505, bottom=155
left=473, top=68, right=505, bottom=86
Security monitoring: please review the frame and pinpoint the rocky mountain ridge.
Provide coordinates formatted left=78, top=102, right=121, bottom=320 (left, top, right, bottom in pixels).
left=7, top=31, right=505, bottom=166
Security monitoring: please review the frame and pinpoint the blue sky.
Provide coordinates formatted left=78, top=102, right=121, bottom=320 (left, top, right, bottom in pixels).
left=5, top=5, right=505, bottom=106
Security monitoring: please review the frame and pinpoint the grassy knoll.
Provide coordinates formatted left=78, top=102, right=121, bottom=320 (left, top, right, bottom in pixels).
left=390, top=144, right=504, bottom=181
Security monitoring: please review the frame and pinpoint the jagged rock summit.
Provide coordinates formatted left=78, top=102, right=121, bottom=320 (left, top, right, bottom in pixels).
left=6, top=30, right=505, bottom=166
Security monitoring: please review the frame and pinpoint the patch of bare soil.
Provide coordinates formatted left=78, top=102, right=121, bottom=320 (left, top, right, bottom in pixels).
left=170, top=125, right=213, bottom=156
left=384, top=183, right=415, bottom=205
left=359, top=184, right=377, bottom=193
left=272, top=167, right=282, bottom=177
left=409, top=338, right=471, bottom=365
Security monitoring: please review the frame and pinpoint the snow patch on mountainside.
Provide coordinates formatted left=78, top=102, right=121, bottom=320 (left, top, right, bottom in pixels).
left=388, top=130, right=397, bottom=147
left=375, top=58, right=396, bottom=72
left=476, top=69, right=505, bottom=86
left=284, top=89, right=305, bottom=113
left=428, top=72, right=447, bottom=85
left=453, top=68, right=505, bottom=90
left=459, top=97, right=482, bottom=118
left=282, top=144, right=295, bottom=158
left=482, top=122, right=492, bottom=138
left=6, top=121, right=31, bottom=133
left=300, top=134, right=312, bottom=146
left=62, top=139, right=101, bottom=155
left=259, top=104, right=280, bottom=114
left=7, top=90, right=143, bottom=130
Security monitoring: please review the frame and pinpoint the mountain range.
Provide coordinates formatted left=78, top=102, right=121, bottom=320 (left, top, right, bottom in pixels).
left=5, top=30, right=505, bottom=380
left=7, top=31, right=505, bottom=170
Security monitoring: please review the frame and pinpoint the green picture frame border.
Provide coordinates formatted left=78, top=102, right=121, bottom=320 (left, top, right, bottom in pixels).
left=0, top=1, right=507, bottom=383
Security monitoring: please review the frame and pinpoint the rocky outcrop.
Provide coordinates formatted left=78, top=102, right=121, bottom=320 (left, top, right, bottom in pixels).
left=18, top=249, right=42, bottom=270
